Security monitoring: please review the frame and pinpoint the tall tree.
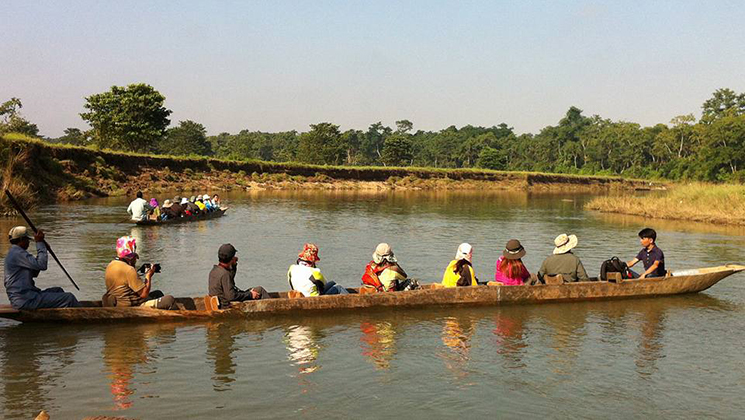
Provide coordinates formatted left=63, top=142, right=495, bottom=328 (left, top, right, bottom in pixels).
left=381, top=133, right=414, bottom=166
left=0, top=97, right=39, bottom=136
left=80, top=83, right=171, bottom=152
left=702, top=88, right=745, bottom=122
left=297, top=123, right=343, bottom=165
left=158, top=120, right=212, bottom=156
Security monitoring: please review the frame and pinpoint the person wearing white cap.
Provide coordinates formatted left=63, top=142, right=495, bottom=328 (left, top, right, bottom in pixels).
left=202, top=194, right=214, bottom=212
left=537, top=234, right=589, bottom=283
left=441, top=243, right=478, bottom=288
left=361, top=243, right=418, bottom=291
left=3, top=226, right=79, bottom=309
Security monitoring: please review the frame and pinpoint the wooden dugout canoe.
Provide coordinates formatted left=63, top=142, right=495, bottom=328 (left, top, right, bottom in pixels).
left=133, top=208, right=227, bottom=226
left=1, top=264, right=743, bottom=324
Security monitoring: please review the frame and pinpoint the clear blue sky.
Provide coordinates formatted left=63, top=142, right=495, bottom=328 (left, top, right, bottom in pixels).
left=2, top=0, right=744, bottom=137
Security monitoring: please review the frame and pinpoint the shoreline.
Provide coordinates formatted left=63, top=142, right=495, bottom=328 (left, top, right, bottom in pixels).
left=2, top=135, right=653, bottom=211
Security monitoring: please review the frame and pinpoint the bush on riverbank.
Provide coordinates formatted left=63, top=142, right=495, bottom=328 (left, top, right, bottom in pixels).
left=584, top=183, right=745, bottom=225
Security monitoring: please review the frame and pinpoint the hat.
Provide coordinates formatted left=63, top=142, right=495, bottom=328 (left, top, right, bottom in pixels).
left=116, top=236, right=137, bottom=259
left=218, top=243, right=237, bottom=261
left=163, top=199, right=173, bottom=208
left=189, top=196, right=196, bottom=202
left=553, top=234, right=578, bottom=255
left=502, top=239, right=526, bottom=260
left=373, top=243, right=397, bottom=264
left=455, top=243, right=473, bottom=262
left=8, top=226, right=31, bottom=241
left=181, top=197, right=188, bottom=205
left=174, top=196, right=181, bottom=202
left=203, top=194, right=210, bottom=200
left=298, top=243, right=320, bottom=263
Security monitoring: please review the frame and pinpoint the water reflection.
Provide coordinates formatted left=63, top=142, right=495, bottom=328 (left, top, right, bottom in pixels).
left=359, top=321, right=398, bottom=370
left=101, top=324, right=176, bottom=410
left=439, top=316, right=477, bottom=380
left=284, top=324, right=325, bottom=374
left=492, top=310, right=529, bottom=369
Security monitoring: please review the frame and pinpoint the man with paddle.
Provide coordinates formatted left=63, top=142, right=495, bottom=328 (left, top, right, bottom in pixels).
left=4, top=226, right=80, bottom=309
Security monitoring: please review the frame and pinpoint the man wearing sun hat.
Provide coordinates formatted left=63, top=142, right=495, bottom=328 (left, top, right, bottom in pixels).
left=4, top=226, right=80, bottom=309
left=537, top=233, right=589, bottom=283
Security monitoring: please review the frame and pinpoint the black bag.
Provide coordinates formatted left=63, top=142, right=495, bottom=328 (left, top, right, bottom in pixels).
left=600, top=256, right=632, bottom=281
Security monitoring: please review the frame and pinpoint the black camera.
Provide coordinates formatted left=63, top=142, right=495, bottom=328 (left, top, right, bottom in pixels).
left=138, top=263, right=162, bottom=274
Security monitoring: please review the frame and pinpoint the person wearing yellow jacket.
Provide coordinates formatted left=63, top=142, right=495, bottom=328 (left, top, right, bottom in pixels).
left=442, top=243, right=478, bottom=287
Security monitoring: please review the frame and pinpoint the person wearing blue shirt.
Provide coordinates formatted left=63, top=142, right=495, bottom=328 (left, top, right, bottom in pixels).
left=3, top=226, right=79, bottom=309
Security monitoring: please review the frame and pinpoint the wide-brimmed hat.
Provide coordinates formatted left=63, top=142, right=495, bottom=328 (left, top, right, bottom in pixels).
left=116, top=236, right=138, bottom=259
left=502, top=239, right=526, bottom=260
left=298, top=243, right=320, bottom=263
left=181, top=197, right=188, bottom=205
left=373, top=243, right=397, bottom=264
left=8, top=226, right=31, bottom=241
left=174, top=195, right=181, bottom=202
left=553, top=234, right=578, bottom=255
left=189, top=195, right=196, bottom=202
left=455, top=243, right=473, bottom=262
left=163, top=199, right=173, bottom=208
left=203, top=194, right=210, bottom=200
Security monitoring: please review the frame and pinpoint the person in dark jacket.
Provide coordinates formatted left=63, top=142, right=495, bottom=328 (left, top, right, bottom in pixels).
left=169, top=196, right=184, bottom=218
left=208, top=244, right=271, bottom=308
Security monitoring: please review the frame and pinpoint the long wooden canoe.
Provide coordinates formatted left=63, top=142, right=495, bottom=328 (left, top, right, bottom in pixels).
left=133, top=208, right=227, bottom=226
left=1, top=264, right=743, bottom=324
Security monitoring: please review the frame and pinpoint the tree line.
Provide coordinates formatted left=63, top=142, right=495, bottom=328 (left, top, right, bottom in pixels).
left=3, top=84, right=745, bottom=182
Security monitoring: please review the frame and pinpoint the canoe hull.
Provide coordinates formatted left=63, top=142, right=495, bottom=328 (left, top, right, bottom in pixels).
left=1, top=264, right=743, bottom=323
left=134, top=208, right=227, bottom=226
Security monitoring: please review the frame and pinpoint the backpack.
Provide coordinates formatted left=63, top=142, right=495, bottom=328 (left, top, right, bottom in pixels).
left=600, top=256, right=632, bottom=281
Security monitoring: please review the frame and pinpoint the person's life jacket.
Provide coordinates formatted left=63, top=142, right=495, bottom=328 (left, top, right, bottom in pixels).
left=361, top=261, right=394, bottom=291
left=442, top=259, right=477, bottom=288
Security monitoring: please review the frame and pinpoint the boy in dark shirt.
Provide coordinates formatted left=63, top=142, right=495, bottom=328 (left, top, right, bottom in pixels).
left=627, top=228, right=666, bottom=278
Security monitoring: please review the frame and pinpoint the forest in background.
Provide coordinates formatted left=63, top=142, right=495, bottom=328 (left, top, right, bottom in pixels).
left=2, top=86, right=744, bottom=182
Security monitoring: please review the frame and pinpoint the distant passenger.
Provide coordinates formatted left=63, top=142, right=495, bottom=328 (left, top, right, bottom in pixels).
left=494, top=239, right=530, bottom=286
left=184, top=197, right=200, bottom=216
left=202, top=194, right=214, bottom=212
left=442, top=243, right=478, bottom=287
left=195, top=196, right=206, bottom=212
left=103, top=236, right=175, bottom=309
left=538, top=234, right=589, bottom=283
left=627, top=228, right=666, bottom=278
left=4, top=226, right=80, bottom=309
left=169, top=196, right=184, bottom=218
left=208, top=244, right=271, bottom=308
left=288, top=243, right=349, bottom=296
left=362, top=243, right=418, bottom=291
left=148, top=198, right=161, bottom=220
left=212, top=194, right=221, bottom=208
left=126, top=191, right=151, bottom=221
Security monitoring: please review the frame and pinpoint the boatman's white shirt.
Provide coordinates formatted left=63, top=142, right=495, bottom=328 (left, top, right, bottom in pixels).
left=127, top=198, right=149, bottom=221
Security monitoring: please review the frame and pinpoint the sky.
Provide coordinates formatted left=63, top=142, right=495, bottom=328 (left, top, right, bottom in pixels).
left=2, top=0, right=744, bottom=137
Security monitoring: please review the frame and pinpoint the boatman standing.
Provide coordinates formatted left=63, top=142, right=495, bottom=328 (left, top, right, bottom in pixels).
left=3, top=226, right=80, bottom=309
left=126, top=191, right=151, bottom=221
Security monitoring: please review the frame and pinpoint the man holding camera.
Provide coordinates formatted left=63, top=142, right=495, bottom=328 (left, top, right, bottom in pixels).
left=103, top=236, right=175, bottom=309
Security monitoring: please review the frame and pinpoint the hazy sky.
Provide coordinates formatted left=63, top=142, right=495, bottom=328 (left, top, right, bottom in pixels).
left=2, top=0, right=744, bottom=137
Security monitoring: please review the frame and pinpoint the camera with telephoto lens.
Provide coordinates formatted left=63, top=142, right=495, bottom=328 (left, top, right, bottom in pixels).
left=138, top=263, right=162, bottom=274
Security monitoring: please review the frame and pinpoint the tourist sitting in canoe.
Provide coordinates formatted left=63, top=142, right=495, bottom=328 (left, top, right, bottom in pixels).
left=127, top=191, right=151, bottom=221
left=161, top=199, right=177, bottom=220
left=537, top=234, right=589, bottom=283
left=148, top=198, right=161, bottom=220
left=202, top=194, right=216, bottom=212
left=627, top=228, right=666, bottom=279
left=442, top=243, right=478, bottom=287
left=288, top=243, right=349, bottom=296
left=361, top=243, right=419, bottom=291
left=494, top=239, right=531, bottom=286
left=212, top=194, right=221, bottom=208
left=183, top=197, right=200, bottom=216
left=208, top=244, right=271, bottom=308
left=195, top=195, right=207, bottom=212
left=4, top=226, right=80, bottom=309
left=102, top=236, right=176, bottom=309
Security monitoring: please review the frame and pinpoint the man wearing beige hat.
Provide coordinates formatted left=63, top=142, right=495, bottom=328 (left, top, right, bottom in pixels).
left=3, top=226, right=80, bottom=309
left=537, top=233, right=589, bottom=283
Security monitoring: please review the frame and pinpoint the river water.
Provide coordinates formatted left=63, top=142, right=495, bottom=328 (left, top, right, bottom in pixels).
left=1, top=190, right=744, bottom=419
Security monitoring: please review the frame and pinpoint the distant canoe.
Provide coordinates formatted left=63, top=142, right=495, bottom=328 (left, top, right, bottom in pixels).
left=133, top=208, right=227, bottom=226
left=1, top=264, right=743, bottom=324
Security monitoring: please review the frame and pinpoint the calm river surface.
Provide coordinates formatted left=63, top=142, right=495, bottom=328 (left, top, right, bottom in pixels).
left=1, top=190, right=744, bottom=419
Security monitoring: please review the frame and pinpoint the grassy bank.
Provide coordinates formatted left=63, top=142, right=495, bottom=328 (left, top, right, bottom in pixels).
left=0, top=134, right=651, bottom=214
left=585, top=183, right=745, bottom=225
